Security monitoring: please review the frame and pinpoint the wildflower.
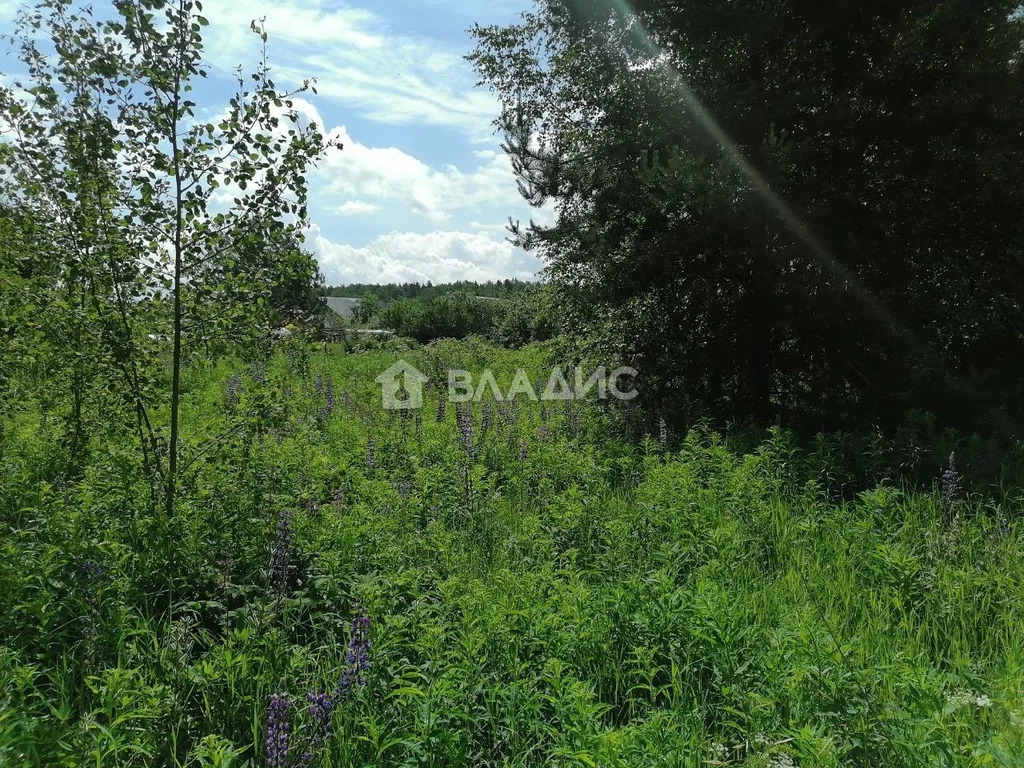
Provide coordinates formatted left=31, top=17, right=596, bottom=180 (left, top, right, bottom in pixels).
left=81, top=561, right=103, bottom=580
left=342, top=390, right=352, bottom=413
left=414, top=412, right=422, bottom=436
left=658, top=415, right=668, bottom=448
left=769, top=754, right=796, bottom=768
left=322, top=376, right=335, bottom=418
left=314, top=375, right=323, bottom=398
left=225, top=373, right=243, bottom=408
left=365, top=438, right=376, bottom=470
left=266, top=693, right=293, bottom=768
left=538, top=423, right=549, bottom=441
left=456, top=403, right=475, bottom=458
left=481, top=403, right=492, bottom=435
left=941, top=452, right=960, bottom=507
left=499, top=400, right=518, bottom=426
left=250, top=359, right=267, bottom=385
left=290, top=607, right=373, bottom=765
left=519, top=440, right=529, bottom=462
left=436, top=396, right=447, bottom=422
left=947, top=689, right=992, bottom=709
left=335, top=605, right=371, bottom=700
left=269, top=508, right=293, bottom=596
left=303, top=691, right=334, bottom=760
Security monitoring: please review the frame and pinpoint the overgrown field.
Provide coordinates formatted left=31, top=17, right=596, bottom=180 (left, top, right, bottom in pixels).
left=1, top=340, right=1022, bottom=767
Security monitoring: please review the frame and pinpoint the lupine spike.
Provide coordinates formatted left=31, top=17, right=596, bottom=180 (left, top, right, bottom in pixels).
left=941, top=452, right=960, bottom=508
left=269, top=508, right=293, bottom=596
left=323, top=375, right=335, bottom=418
left=335, top=604, right=371, bottom=700
left=266, top=693, right=293, bottom=768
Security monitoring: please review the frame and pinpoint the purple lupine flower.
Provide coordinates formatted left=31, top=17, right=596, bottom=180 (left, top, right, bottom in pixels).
left=314, top=375, right=323, bottom=398
left=302, top=691, right=335, bottom=762
left=250, top=360, right=267, bottom=385
left=323, top=376, right=335, bottom=418
left=436, top=396, right=447, bottom=423
left=481, top=403, right=492, bottom=436
left=414, top=413, right=422, bottom=436
left=289, top=607, right=373, bottom=765
left=335, top=605, right=371, bottom=700
left=266, top=693, right=293, bottom=768
left=941, top=452, right=960, bottom=507
left=538, top=423, right=549, bottom=441
left=365, top=438, right=376, bottom=470
left=519, top=440, right=529, bottom=462
left=501, top=400, right=519, bottom=426
left=81, top=561, right=103, bottom=580
left=225, top=373, right=243, bottom=409
left=456, top=403, right=475, bottom=458
left=269, top=508, right=293, bottom=596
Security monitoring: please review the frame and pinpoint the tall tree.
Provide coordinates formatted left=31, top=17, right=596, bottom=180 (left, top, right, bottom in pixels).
left=0, top=0, right=333, bottom=514
left=471, top=0, right=1024, bottom=429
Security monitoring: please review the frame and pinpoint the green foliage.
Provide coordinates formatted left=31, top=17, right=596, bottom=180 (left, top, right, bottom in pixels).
left=0, top=0, right=332, bottom=517
left=365, top=286, right=557, bottom=348
left=469, top=1, right=1024, bottom=431
left=1, top=340, right=1023, bottom=766
left=377, top=292, right=502, bottom=343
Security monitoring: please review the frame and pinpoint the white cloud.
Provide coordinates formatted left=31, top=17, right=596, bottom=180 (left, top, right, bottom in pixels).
left=203, top=0, right=499, bottom=140
left=335, top=200, right=381, bottom=216
left=316, top=122, right=523, bottom=223
left=309, top=226, right=541, bottom=284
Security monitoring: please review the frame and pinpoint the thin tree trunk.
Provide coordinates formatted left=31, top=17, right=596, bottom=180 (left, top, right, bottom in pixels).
left=165, top=33, right=184, bottom=521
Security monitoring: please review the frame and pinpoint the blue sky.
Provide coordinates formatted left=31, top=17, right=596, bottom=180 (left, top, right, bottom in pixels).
left=1, top=0, right=547, bottom=285
left=197, top=0, right=548, bottom=285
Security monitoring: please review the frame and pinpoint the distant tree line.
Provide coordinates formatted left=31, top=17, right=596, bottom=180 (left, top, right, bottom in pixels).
left=471, top=0, right=1024, bottom=433
left=335, top=285, right=556, bottom=347
left=324, top=279, right=536, bottom=302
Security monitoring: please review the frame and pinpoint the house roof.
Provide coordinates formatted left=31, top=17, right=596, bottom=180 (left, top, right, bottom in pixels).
left=322, top=296, right=360, bottom=319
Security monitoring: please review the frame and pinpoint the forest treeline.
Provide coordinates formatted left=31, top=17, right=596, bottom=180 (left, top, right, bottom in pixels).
left=323, top=279, right=535, bottom=302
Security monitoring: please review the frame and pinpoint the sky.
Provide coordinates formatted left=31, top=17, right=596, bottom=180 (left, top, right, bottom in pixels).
left=0, top=0, right=548, bottom=285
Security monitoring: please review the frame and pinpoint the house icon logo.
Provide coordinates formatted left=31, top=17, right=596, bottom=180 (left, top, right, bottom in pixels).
left=374, top=360, right=429, bottom=410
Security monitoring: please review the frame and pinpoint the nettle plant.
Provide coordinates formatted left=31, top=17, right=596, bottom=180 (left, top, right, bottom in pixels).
left=0, top=0, right=335, bottom=516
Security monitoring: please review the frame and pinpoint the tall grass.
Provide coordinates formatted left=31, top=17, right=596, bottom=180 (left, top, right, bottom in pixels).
left=1, top=340, right=1021, bottom=766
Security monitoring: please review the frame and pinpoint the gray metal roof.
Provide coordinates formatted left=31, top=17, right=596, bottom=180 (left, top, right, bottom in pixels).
left=322, top=296, right=360, bottom=319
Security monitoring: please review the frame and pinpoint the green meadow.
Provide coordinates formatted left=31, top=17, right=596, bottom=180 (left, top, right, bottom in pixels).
left=2, top=340, right=1022, bottom=767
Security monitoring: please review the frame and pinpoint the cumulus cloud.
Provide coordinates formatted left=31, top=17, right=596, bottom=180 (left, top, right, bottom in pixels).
left=202, top=0, right=499, bottom=141
left=335, top=200, right=382, bottom=216
left=309, top=226, right=542, bottom=284
left=316, top=123, right=523, bottom=223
